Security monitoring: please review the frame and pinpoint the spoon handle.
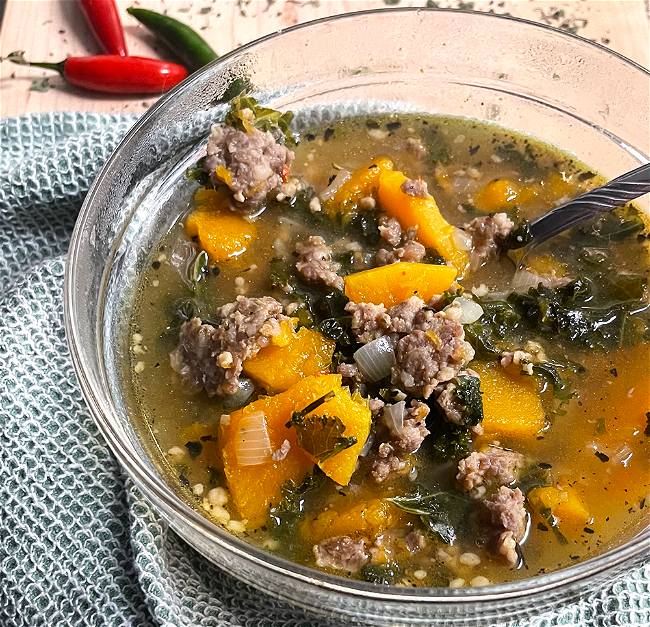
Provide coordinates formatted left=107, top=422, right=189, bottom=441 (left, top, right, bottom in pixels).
left=528, top=163, right=650, bottom=247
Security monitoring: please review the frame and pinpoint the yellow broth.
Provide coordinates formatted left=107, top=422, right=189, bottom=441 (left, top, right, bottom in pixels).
left=126, top=113, right=650, bottom=587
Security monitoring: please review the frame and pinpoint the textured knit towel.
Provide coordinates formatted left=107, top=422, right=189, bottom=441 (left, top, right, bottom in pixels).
left=1, top=112, right=649, bottom=627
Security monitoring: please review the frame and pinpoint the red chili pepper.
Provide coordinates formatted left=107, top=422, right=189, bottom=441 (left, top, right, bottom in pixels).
left=281, top=164, right=290, bottom=184
left=78, top=0, right=128, bottom=56
left=5, top=53, right=188, bottom=94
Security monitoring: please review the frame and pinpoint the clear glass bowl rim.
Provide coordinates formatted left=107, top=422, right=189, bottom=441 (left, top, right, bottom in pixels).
left=64, top=6, right=650, bottom=607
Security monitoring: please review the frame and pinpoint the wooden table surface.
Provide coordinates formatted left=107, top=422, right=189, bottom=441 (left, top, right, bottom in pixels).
left=1, top=0, right=648, bottom=119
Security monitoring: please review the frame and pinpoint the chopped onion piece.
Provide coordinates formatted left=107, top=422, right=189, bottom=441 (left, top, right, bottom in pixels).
left=354, top=336, right=396, bottom=382
left=319, top=170, right=351, bottom=202
left=234, top=410, right=272, bottom=466
left=513, top=269, right=543, bottom=292
left=453, top=227, right=473, bottom=252
left=454, top=297, right=484, bottom=325
left=383, top=401, right=406, bottom=436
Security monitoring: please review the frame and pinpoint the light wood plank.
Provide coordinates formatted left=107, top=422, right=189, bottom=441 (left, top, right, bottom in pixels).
left=1, top=0, right=648, bottom=117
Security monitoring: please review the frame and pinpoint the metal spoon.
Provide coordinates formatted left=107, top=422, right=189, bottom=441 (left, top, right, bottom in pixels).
left=516, top=162, right=650, bottom=265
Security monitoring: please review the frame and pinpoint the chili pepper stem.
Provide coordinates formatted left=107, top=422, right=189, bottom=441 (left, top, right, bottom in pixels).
left=3, top=52, right=65, bottom=75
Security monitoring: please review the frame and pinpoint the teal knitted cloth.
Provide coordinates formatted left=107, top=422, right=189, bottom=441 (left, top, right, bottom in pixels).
left=1, top=112, right=649, bottom=627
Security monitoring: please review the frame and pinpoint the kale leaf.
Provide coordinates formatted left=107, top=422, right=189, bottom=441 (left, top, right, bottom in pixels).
left=287, top=393, right=357, bottom=462
left=185, top=156, right=211, bottom=188
left=346, top=210, right=381, bottom=246
left=464, top=300, right=521, bottom=359
left=573, top=204, right=646, bottom=243
left=224, top=93, right=294, bottom=145
left=508, top=278, right=650, bottom=350
left=269, top=470, right=326, bottom=531
left=388, top=485, right=472, bottom=544
left=527, top=362, right=573, bottom=400
left=318, top=316, right=354, bottom=346
left=422, top=415, right=473, bottom=462
left=493, top=143, right=545, bottom=179
left=361, top=563, right=403, bottom=585
left=502, top=219, right=533, bottom=250
left=515, top=464, right=551, bottom=495
left=446, top=375, right=484, bottom=426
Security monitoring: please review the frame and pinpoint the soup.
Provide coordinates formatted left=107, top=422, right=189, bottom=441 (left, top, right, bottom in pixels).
left=126, top=96, right=650, bottom=588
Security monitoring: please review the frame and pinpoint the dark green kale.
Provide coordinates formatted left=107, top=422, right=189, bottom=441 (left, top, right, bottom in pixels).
left=508, top=278, right=650, bottom=350
left=224, top=93, right=294, bottom=145
left=318, top=316, right=354, bottom=346
left=573, top=204, right=645, bottom=243
left=502, top=219, right=533, bottom=250
left=423, top=248, right=446, bottom=265
left=464, top=300, right=521, bottom=359
left=269, top=257, right=298, bottom=292
left=171, top=298, right=202, bottom=326
left=439, top=285, right=465, bottom=309
left=516, top=464, right=551, bottom=495
left=185, top=156, right=211, bottom=187
left=287, top=393, right=357, bottom=462
left=422, top=415, right=473, bottom=462
left=444, top=375, right=484, bottom=426
left=361, top=563, right=402, bottom=585
left=536, top=506, right=568, bottom=545
left=269, top=470, right=326, bottom=531
left=346, top=210, right=381, bottom=246
left=388, top=485, right=472, bottom=544
left=184, top=441, right=202, bottom=460
left=314, top=289, right=349, bottom=319
left=333, top=251, right=356, bottom=275
left=526, top=362, right=573, bottom=400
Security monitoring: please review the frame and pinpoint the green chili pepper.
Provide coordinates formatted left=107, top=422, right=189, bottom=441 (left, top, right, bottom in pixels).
left=126, top=7, right=218, bottom=72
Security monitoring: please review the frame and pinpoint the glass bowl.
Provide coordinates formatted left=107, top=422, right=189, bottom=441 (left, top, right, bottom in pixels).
left=64, top=8, right=650, bottom=625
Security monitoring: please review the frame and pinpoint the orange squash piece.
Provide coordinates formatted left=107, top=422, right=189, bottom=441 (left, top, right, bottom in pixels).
left=528, top=484, right=591, bottom=530
left=377, top=169, right=469, bottom=274
left=221, top=374, right=372, bottom=526
left=471, top=361, right=547, bottom=438
left=313, top=388, right=372, bottom=486
left=242, top=326, right=336, bottom=393
left=185, top=189, right=256, bottom=263
left=221, top=375, right=341, bottom=526
left=301, top=499, right=411, bottom=544
left=344, top=262, right=457, bottom=308
left=326, top=157, right=394, bottom=219
left=474, top=178, right=520, bottom=212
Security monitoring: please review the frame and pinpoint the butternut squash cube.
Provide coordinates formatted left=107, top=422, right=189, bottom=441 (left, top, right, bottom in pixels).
left=474, top=178, right=520, bottom=212
left=242, top=326, right=336, bottom=393
left=377, top=169, right=469, bottom=274
left=528, top=485, right=591, bottom=529
left=301, top=499, right=411, bottom=544
left=471, top=361, right=547, bottom=438
left=221, top=374, right=372, bottom=526
left=312, top=388, right=372, bottom=486
left=344, top=262, right=457, bottom=308
left=221, top=375, right=341, bottom=526
left=326, top=157, right=394, bottom=219
left=186, top=189, right=256, bottom=263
